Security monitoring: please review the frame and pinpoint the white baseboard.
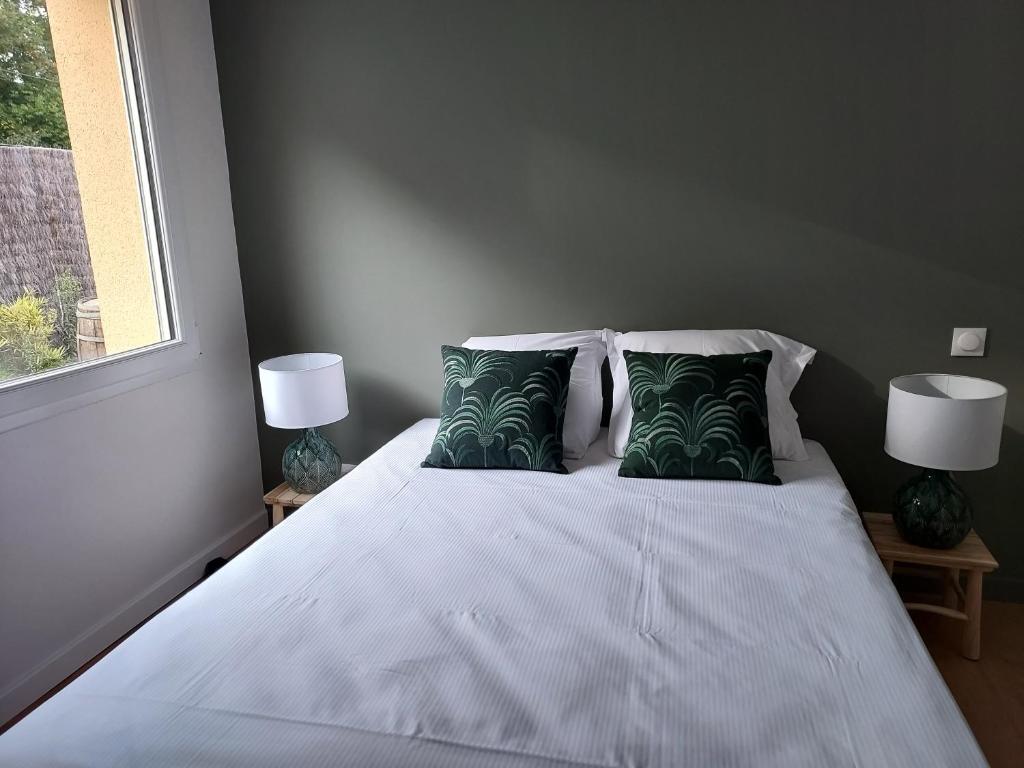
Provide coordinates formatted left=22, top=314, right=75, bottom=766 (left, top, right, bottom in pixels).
left=0, top=509, right=267, bottom=727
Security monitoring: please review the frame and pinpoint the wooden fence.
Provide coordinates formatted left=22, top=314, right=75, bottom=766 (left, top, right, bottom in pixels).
left=0, top=145, right=96, bottom=304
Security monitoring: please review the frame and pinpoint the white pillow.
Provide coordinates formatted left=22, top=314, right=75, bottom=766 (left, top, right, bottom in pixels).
left=605, top=329, right=815, bottom=461
left=463, top=330, right=606, bottom=459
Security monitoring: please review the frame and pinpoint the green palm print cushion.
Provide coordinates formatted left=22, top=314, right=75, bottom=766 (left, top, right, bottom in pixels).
left=423, top=345, right=578, bottom=473
left=619, top=350, right=781, bottom=485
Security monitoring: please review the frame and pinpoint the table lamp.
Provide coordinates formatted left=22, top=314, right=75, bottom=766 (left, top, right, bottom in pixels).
left=258, top=353, right=349, bottom=493
left=884, top=374, right=1006, bottom=549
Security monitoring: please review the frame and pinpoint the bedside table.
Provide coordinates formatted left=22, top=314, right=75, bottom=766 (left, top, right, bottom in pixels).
left=864, top=512, right=998, bottom=660
left=264, top=463, right=356, bottom=526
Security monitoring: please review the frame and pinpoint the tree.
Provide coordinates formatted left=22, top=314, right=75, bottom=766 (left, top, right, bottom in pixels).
left=0, top=0, right=69, bottom=148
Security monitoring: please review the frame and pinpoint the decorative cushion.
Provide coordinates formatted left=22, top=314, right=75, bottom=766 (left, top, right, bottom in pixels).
left=423, top=345, right=578, bottom=473
left=618, top=350, right=781, bottom=484
left=463, top=330, right=606, bottom=459
left=605, top=329, right=816, bottom=462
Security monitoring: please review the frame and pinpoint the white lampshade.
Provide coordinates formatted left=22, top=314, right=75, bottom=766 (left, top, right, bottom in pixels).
left=258, top=353, right=349, bottom=429
left=884, top=374, right=1006, bottom=472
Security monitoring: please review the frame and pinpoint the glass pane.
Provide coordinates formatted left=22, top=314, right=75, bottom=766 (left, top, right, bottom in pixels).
left=0, top=0, right=171, bottom=386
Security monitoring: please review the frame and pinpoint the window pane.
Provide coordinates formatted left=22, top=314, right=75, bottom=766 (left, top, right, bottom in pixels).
left=0, top=0, right=171, bottom=387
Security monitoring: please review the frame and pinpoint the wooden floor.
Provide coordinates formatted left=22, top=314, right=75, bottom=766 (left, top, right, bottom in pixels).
left=914, top=600, right=1024, bottom=768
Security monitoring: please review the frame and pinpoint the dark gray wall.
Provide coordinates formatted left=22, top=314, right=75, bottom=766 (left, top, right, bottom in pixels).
left=211, top=1, right=1024, bottom=598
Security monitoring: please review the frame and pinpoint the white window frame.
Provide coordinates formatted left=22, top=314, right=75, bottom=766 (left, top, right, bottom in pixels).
left=0, top=0, right=199, bottom=435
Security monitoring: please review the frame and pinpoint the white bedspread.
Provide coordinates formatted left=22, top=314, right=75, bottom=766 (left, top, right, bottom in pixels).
left=0, top=420, right=984, bottom=767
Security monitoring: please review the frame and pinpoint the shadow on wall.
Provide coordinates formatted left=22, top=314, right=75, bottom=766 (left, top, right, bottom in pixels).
left=794, top=351, right=897, bottom=508
left=211, top=0, right=1024, bottom=597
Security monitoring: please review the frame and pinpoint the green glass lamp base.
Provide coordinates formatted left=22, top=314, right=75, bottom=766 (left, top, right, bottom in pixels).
left=893, top=468, right=972, bottom=549
left=282, top=427, right=342, bottom=494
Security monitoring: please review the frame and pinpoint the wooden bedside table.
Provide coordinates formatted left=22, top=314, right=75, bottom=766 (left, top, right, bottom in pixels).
left=264, top=463, right=356, bottom=526
left=864, top=512, right=998, bottom=660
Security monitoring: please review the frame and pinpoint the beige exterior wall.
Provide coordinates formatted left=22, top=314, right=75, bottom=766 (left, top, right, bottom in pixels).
left=46, top=0, right=160, bottom=354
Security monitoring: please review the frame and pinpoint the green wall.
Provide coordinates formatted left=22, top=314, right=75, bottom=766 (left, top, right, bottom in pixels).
left=211, top=1, right=1024, bottom=598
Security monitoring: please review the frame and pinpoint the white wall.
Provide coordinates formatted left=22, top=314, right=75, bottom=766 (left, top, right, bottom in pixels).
left=0, top=0, right=264, bottom=725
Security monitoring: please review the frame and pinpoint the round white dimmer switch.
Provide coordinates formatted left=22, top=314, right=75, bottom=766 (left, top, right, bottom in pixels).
left=950, top=327, right=987, bottom=357
left=957, top=332, right=981, bottom=352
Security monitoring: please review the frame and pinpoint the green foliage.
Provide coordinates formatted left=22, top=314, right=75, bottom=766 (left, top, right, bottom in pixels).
left=725, top=372, right=769, bottom=426
left=627, top=353, right=714, bottom=409
left=447, top=387, right=532, bottom=465
left=0, top=291, right=68, bottom=380
left=429, top=421, right=475, bottom=467
left=625, top=397, right=741, bottom=475
left=510, top=432, right=559, bottom=471
left=52, top=265, right=81, bottom=349
left=717, top=444, right=775, bottom=481
left=0, top=0, right=70, bottom=148
left=442, top=347, right=514, bottom=405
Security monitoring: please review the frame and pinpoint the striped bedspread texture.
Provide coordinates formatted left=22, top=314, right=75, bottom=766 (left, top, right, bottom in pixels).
left=0, top=420, right=984, bottom=767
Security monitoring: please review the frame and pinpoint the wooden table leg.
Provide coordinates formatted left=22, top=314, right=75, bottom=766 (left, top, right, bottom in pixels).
left=962, top=569, right=983, bottom=661
left=944, top=567, right=961, bottom=609
left=272, top=503, right=285, bottom=527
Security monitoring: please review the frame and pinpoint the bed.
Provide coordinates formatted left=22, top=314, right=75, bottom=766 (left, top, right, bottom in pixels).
left=0, top=420, right=985, bottom=767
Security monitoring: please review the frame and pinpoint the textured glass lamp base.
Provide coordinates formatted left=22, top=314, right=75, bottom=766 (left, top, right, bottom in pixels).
left=894, top=469, right=972, bottom=549
left=282, top=427, right=342, bottom=494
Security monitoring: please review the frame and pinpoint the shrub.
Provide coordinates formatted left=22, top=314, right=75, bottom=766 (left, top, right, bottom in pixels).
left=0, top=293, right=69, bottom=380
left=53, top=267, right=83, bottom=352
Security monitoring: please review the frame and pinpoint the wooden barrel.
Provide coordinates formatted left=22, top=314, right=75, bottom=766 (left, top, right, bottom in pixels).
left=76, top=298, right=106, bottom=361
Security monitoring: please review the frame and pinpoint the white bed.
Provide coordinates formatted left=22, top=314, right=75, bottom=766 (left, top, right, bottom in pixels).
left=0, top=420, right=985, bottom=767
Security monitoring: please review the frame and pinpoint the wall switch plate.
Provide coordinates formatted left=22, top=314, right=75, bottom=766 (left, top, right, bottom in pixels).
left=951, top=327, right=987, bottom=357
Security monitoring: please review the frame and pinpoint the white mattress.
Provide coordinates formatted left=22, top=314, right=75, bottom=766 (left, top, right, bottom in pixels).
left=0, top=420, right=984, bottom=767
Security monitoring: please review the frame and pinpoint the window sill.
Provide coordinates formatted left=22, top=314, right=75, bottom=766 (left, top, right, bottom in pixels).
left=0, top=337, right=200, bottom=435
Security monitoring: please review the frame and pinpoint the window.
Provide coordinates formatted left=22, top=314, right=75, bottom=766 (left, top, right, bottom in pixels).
left=0, top=0, right=176, bottom=391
